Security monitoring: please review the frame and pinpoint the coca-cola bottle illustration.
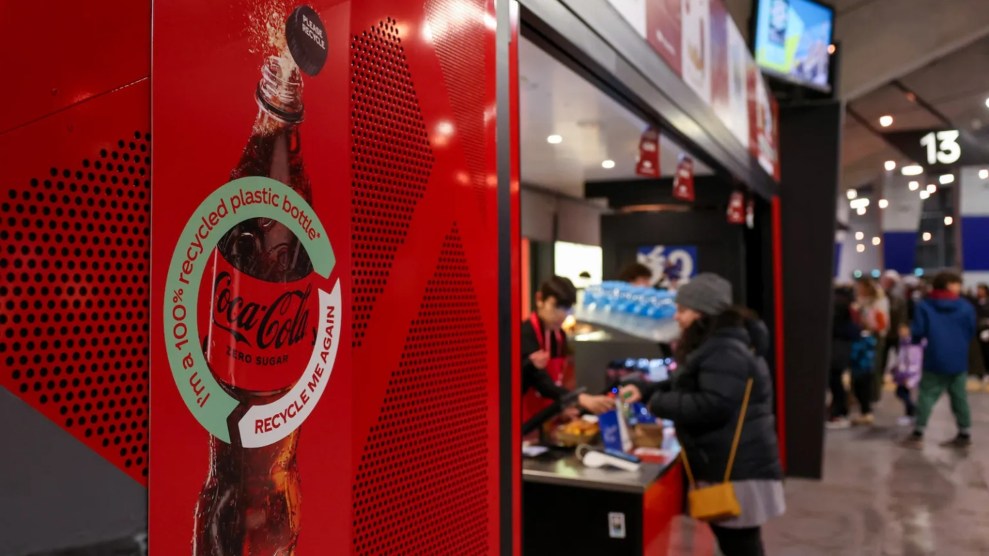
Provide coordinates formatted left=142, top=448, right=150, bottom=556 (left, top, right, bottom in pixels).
left=194, top=54, right=314, bottom=556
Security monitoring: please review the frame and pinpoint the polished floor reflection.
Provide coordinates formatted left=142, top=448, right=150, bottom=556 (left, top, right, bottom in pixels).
left=671, top=385, right=989, bottom=555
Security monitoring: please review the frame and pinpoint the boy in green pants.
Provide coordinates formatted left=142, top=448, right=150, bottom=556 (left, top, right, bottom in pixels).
left=903, top=272, right=976, bottom=448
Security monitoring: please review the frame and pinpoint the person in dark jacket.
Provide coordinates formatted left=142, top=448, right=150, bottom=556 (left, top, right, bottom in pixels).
left=621, top=273, right=783, bottom=556
left=827, top=285, right=861, bottom=429
left=520, top=276, right=613, bottom=424
left=902, top=271, right=977, bottom=448
left=974, top=284, right=989, bottom=385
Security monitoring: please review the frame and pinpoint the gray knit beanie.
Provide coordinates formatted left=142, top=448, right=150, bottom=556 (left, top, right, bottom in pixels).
left=675, top=273, right=732, bottom=316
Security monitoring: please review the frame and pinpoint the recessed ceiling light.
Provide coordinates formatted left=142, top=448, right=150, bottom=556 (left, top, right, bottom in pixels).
left=927, top=184, right=937, bottom=194
left=980, top=169, right=989, bottom=180
left=920, top=190, right=931, bottom=200
left=855, top=231, right=864, bottom=240
left=884, top=160, right=896, bottom=171
left=985, top=97, right=989, bottom=109
left=547, top=134, right=563, bottom=144
left=901, top=165, right=923, bottom=176
left=945, top=216, right=954, bottom=226
left=908, top=181, right=920, bottom=191
left=856, top=244, right=866, bottom=253
left=879, top=199, right=889, bottom=209
left=879, top=115, right=893, bottom=127
left=601, top=160, right=616, bottom=169
left=939, top=174, right=955, bottom=184
left=847, top=189, right=858, bottom=200
left=872, top=237, right=882, bottom=246
left=923, top=232, right=932, bottom=242
left=850, top=198, right=870, bottom=209
left=857, top=207, right=867, bottom=215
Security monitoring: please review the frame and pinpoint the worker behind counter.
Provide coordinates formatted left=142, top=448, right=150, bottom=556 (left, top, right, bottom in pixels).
left=522, top=276, right=615, bottom=421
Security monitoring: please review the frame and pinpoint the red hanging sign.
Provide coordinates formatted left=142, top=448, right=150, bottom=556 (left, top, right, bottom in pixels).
left=727, top=191, right=746, bottom=224
left=636, top=127, right=661, bottom=177
left=673, top=153, right=695, bottom=201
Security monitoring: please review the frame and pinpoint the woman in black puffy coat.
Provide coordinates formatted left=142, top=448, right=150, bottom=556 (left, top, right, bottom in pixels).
left=622, top=273, right=784, bottom=556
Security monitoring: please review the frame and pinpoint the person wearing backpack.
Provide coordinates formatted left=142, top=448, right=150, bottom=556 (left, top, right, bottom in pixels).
left=620, top=273, right=783, bottom=556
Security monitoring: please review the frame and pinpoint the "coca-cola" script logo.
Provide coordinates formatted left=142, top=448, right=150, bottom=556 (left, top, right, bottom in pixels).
left=211, top=271, right=313, bottom=350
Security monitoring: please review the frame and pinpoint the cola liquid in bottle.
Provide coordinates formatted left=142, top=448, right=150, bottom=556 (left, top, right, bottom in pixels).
left=194, top=54, right=314, bottom=556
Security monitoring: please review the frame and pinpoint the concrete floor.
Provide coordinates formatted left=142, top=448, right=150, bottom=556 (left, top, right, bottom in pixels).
left=670, top=384, right=989, bottom=555
left=761, top=386, right=989, bottom=555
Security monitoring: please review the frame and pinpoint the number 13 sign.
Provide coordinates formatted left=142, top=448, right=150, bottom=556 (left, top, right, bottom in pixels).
left=883, top=128, right=989, bottom=171
left=920, top=130, right=961, bottom=165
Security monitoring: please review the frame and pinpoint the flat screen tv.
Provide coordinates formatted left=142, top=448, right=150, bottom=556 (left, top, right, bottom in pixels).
left=753, top=0, right=835, bottom=92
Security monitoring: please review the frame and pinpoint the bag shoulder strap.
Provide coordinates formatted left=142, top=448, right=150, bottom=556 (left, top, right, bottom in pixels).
left=724, top=378, right=754, bottom=483
left=679, top=376, right=755, bottom=489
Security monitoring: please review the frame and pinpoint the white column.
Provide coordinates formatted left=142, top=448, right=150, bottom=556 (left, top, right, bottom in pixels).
left=958, top=166, right=989, bottom=285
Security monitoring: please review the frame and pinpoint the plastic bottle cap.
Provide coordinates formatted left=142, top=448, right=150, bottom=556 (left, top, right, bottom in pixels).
left=286, top=5, right=328, bottom=76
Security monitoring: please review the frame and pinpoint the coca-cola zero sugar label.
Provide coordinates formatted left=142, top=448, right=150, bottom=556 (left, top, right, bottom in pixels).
left=164, top=176, right=341, bottom=446
left=200, top=251, right=318, bottom=392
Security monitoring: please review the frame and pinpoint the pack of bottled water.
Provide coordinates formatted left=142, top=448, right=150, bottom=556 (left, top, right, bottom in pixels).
left=576, top=282, right=680, bottom=342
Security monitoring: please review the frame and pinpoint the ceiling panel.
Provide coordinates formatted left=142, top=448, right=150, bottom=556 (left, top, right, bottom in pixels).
left=519, top=36, right=709, bottom=198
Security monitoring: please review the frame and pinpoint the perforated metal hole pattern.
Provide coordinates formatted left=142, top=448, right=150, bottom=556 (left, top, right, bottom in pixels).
left=352, top=226, right=489, bottom=555
left=0, top=131, right=151, bottom=484
left=351, top=18, right=434, bottom=348
left=425, top=0, right=489, bottom=202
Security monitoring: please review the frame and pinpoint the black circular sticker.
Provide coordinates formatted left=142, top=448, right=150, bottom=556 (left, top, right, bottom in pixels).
left=286, top=5, right=328, bottom=76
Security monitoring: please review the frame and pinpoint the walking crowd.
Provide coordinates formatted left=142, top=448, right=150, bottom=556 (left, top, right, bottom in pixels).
left=828, top=270, right=988, bottom=447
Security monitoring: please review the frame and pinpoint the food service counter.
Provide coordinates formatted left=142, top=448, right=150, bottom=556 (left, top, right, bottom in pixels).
left=522, top=448, right=684, bottom=555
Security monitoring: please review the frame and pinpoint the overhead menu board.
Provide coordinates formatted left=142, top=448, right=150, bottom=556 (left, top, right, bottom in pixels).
left=606, top=0, right=781, bottom=181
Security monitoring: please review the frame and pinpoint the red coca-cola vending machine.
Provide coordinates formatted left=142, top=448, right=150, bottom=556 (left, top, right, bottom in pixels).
left=150, top=0, right=509, bottom=554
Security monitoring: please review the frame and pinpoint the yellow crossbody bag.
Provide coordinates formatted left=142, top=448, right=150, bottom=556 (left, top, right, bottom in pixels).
left=680, top=378, right=753, bottom=522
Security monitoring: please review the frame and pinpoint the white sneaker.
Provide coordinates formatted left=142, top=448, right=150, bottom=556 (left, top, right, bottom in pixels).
left=826, top=417, right=851, bottom=430
left=896, top=416, right=914, bottom=427
left=852, top=414, right=875, bottom=426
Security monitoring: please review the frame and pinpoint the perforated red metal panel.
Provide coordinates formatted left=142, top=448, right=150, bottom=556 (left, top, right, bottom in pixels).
left=352, top=226, right=489, bottom=555
left=424, top=0, right=490, bottom=203
left=0, top=131, right=151, bottom=485
left=351, top=18, right=434, bottom=348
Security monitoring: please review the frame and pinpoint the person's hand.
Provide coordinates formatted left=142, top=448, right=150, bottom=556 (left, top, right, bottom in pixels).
left=529, top=350, right=549, bottom=370
left=560, top=407, right=580, bottom=422
left=619, top=384, right=642, bottom=404
left=578, top=394, right=615, bottom=414
left=899, top=324, right=911, bottom=339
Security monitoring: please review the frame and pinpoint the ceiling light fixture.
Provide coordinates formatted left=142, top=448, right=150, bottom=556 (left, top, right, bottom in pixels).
left=939, top=174, right=955, bottom=184
left=878, top=199, right=889, bottom=209
left=920, top=190, right=931, bottom=200
left=879, top=115, right=893, bottom=127
left=601, top=159, right=616, bottom=169
left=923, top=232, right=932, bottom=242
left=981, top=169, right=989, bottom=180
left=850, top=198, right=870, bottom=209
left=908, top=180, right=920, bottom=191
left=901, top=165, right=923, bottom=176
left=945, top=216, right=954, bottom=226
left=884, top=160, right=897, bottom=171
left=856, top=244, right=866, bottom=253
left=927, top=184, right=937, bottom=194
left=547, top=134, right=563, bottom=144
left=985, top=97, right=989, bottom=109
left=847, top=189, right=858, bottom=200
left=857, top=207, right=867, bottom=216
left=872, top=237, right=882, bottom=246
left=855, top=231, right=864, bottom=240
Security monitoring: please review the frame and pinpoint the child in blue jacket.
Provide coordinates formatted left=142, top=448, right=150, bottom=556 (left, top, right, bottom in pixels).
left=903, top=272, right=977, bottom=448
